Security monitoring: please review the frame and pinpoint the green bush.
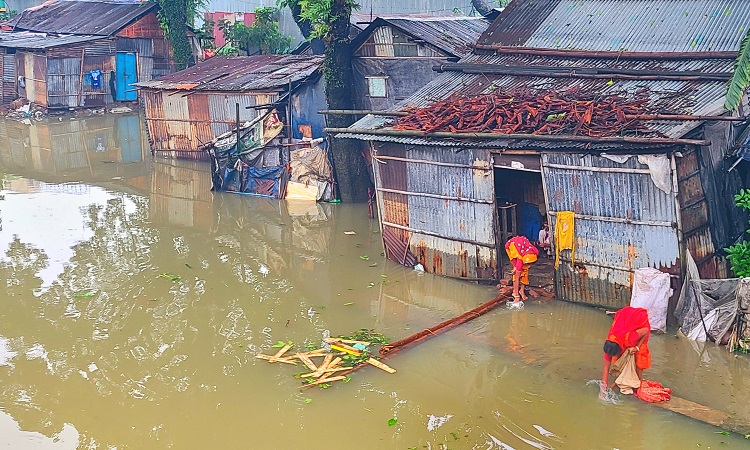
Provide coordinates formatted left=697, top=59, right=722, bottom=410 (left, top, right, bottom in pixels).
left=725, top=189, right=750, bottom=277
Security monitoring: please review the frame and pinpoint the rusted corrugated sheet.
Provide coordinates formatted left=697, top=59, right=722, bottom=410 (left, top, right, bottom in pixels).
left=187, top=94, right=213, bottom=150
left=134, top=55, right=323, bottom=91
left=7, top=0, right=157, bottom=37
left=342, top=52, right=733, bottom=147
left=373, top=142, right=497, bottom=279
left=0, top=31, right=103, bottom=50
left=542, top=153, right=680, bottom=307
left=46, top=57, right=79, bottom=108
left=354, top=17, right=490, bottom=58
left=479, top=0, right=750, bottom=52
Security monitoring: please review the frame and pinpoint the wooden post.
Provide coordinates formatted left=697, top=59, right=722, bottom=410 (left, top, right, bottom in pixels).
left=235, top=102, right=240, bottom=152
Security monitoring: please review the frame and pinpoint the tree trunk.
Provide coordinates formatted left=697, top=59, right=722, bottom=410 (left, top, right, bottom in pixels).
left=323, top=0, right=371, bottom=203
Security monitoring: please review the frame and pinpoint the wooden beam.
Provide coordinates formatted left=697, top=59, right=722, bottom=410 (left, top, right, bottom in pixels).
left=472, top=45, right=738, bottom=60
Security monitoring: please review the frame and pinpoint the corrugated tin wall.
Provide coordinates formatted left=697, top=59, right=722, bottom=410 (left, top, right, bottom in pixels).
left=142, top=89, right=275, bottom=154
left=373, top=142, right=498, bottom=280
left=542, top=153, right=680, bottom=308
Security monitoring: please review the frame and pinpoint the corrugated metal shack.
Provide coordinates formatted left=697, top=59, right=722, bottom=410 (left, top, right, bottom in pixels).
left=135, top=54, right=325, bottom=159
left=350, top=15, right=490, bottom=110
left=0, top=0, right=195, bottom=108
left=334, top=0, right=750, bottom=310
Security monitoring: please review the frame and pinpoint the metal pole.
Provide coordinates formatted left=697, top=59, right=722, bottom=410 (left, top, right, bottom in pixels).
left=236, top=103, right=240, bottom=152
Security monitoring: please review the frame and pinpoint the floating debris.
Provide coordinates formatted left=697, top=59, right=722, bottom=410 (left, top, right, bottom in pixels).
left=254, top=330, right=393, bottom=390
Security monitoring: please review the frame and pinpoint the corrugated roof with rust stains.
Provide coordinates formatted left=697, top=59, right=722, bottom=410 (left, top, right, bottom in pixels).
left=134, top=55, right=324, bottom=92
left=352, top=16, right=491, bottom=58
left=6, top=0, right=156, bottom=36
left=339, top=52, right=733, bottom=148
left=0, top=31, right=104, bottom=49
left=479, top=0, right=750, bottom=52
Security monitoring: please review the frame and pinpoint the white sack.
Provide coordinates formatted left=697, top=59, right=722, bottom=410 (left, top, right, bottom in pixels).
left=630, top=267, right=673, bottom=332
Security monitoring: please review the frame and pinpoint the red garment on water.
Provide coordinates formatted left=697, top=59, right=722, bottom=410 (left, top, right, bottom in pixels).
left=635, top=380, right=672, bottom=403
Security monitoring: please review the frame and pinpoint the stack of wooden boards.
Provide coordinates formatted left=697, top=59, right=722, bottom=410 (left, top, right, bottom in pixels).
left=255, top=337, right=396, bottom=389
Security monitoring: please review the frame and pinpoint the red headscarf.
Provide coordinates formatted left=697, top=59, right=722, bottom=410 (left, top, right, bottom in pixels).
left=606, top=306, right=650, bottom=350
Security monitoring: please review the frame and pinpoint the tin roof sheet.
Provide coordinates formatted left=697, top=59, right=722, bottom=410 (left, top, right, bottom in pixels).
left=0, top=31, right=103, bottom=49
left=6, top=0, right=156, bottom=36
left=134, top=55, right=324, bottom=92
left=367, top=16, right=491, bottom=57
left=479, top=0, right=750, bottom=52
left=339, top=52, right=732, bottom=147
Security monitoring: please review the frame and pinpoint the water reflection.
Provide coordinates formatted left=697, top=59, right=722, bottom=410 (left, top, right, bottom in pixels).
left=0, top=116, right=750, bottom=448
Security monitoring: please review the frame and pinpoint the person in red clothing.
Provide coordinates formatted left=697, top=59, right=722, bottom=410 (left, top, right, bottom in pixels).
left=601, top=306, right=651, bottom=390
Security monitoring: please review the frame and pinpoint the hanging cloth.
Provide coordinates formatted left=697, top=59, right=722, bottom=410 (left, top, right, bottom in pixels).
left=90, top=70, right=102, bottom=89
left=554, top=211, right=575, bottom=269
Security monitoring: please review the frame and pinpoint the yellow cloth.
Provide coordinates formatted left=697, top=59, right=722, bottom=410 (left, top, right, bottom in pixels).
left=554, top=211, right=575, bottom=269
left=506, top=242, right=538, bottom=265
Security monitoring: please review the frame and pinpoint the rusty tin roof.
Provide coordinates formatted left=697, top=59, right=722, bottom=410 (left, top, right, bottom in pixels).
left=479, top=0, right=750, bottom=52
left=352, top=16, right=491, bottom=58
left=134, top=55, right=324, bottom=92
left=6, top=0, right=156, bottom=36
left=0, top=30, right=104, bottom=49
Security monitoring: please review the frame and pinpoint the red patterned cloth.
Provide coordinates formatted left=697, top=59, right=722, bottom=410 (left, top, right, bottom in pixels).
left=635, top=380, right=672, bottom=403
left=505, top=236, right=539, bottom=271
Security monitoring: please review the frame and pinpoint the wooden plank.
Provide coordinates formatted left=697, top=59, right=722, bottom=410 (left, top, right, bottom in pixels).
left=302, top=375, right=347, bottom=388
left=324, top=338, right=372, bottom=346
left=272, top=345, right=292, bottom=360
left=367, top=358, right=396, bottom=374
left=299, top=367, right=349, bottom=378
left=294, top=353, right=318, bottom=371
left=329, top=343, right=361, bottom=356
left=254, top=354, right=297, bottom=365
left=328, top=357, right=342, bottom=368
left=311, top=354, right=334, bottom=377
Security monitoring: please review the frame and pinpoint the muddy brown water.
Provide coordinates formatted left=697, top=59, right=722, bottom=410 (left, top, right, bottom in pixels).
left=1, top=114, right=750, bottom=449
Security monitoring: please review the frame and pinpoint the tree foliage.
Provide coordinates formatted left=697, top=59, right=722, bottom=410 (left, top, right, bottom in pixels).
left=156, top=0, right=206, bottom=70
left=725, top=28, right=750, bottom=112
left=281, top=0, right=371, bottom=202
left=219, top=7, right=292, bottom=55
left=725, top=189, right=750, bottom=277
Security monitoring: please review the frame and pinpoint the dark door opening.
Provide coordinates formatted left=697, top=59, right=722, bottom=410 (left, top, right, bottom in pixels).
left=493, top=167, right=555, bottom=291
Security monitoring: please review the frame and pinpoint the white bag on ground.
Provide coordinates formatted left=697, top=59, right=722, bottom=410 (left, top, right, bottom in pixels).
left=630, top=267, right=672, bottom=332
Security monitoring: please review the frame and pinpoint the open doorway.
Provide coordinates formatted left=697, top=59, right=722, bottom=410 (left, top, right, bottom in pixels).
left=494, top=167, right=555, bottom=292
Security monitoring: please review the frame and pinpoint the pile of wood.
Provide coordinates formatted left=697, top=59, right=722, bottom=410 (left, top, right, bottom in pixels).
left=393, top=88, right=658, bottom=137
left=255, top=337, right=396, bottom=390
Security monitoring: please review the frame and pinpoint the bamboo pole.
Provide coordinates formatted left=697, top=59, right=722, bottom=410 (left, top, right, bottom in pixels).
left=374, top=155, right=493, bottom=169
left=381, top=221, right=496, bottom=250
left=318, top=109, right=409, bottom=116
left=325, top=127, right=711, bottom=146
left=377, top=187, right=494, bottom=205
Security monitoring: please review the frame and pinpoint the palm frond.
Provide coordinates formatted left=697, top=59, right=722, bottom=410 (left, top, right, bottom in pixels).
left=726, top=28, right=750, bottom=112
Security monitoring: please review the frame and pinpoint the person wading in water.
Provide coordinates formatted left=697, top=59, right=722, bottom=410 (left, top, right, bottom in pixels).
left=601, top=306, right=651, bottom=391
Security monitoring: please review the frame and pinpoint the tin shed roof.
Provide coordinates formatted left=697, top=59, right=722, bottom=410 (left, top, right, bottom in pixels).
left=6, top=0, right=156, bottom=36
left=134, top=55, right=324, bottom=92
left=478, top=0, right=750, bottom=52
left=338, top=52, right=733, bottom=149
left=353, top=16, right=491, bottom=58
left=0, top=31, right=103, bottom=49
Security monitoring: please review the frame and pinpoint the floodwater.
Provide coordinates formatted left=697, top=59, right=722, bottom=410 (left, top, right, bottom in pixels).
left=1, top=114, right=750, bottom=449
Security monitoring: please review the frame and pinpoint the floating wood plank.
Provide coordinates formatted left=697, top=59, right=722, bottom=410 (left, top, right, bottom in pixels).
left=302, top=348, right=329, bottom=357
left=311, top=354, right=334, bottom=377
left=324, top=338, right=371, bottom=346
left=367, top=358, right=396, bottom=374
left=303, top=375, right=347, bottom=389
left=272, top=345, right=292, bottom=360
left=328, top=357, right=342, bottom=368
left=295, top=353, right=318, bottom=371
left=254, top=354, right=297, bottom=365
left=329, top=343, right=361, bottom=356
left=299, top=367, right=349, bottom=378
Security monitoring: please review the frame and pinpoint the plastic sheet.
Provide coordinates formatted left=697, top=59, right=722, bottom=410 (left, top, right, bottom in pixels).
left=675, top=252, right=738, bottom=343
left=630, top=267, right=672, bottom=332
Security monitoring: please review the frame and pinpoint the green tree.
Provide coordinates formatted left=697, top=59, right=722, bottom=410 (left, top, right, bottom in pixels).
left=726, top=29, right=750, bottom=112
left=219, top=8, right=292, bottom=55
left=725, top=189, right=750, bottom=276
left=282, top=0, right=371, bottom=202
left=156, top=0, right=206, bottom=70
